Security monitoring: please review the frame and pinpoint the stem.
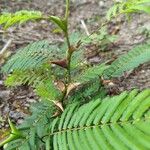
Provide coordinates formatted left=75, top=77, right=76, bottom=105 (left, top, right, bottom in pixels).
left=0, top=39, right=12, bottom=55
left=60, top=32, right=71, bottom=102
left=66, top=32, right=72, bottom=83
left=60, top=0, right=72, bottom=103
left=66, top=32, right=71, bottom=49
left=61, top=32, right=72, bottom=103
left=65, top=0, right=70, bottom=22
left=64, top=0, right=72, bottom=83
left=61, top=83, right=67, bottom=102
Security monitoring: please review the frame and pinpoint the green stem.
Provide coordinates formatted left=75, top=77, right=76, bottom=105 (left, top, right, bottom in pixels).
left=0, top=132, right=24, bottom=147
left=60, top=32, right=71, bottom=102
left=65, top=0, right=70, bottom=22
left=60, top=0, right=71, bottom=103
left=65, top=32, right=72, bottom=83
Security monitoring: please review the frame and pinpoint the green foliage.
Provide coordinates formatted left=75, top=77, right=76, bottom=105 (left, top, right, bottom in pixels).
left=1, top=0, right=150, bottom=149
left=3, top=101, right=55, bottom=150
left=0, top=119, right=25, bottom=148
left=139, top=27, right=150, bottom=39
left=3, top=89, right=150, bottom=149
left=61, top=32, right=85, bottom=69
left=49, top=0, right=69, bottom=33
left=4, top=66, right=49, bottom=87
left=66, top=80, right=107, bottom=105
left=2, top=40, right=63, bottom=101
left=5, top=69, right=61, bottom=101
left=0, top=10, right=42, bottom=29
left=104, top=43, right=150, bottom=78
left=74, top=63, right=108, bottom=83
left=2, top=40, right=57, bottom=73
left=106, top=0, right=150, bottom=20
left=35, top=79, right=61, bottom=101
left=83, top=26, right=118, bottom=51
left=48, top=89, right=150, bottom=150
left=49, top=16, right=67, bottom=33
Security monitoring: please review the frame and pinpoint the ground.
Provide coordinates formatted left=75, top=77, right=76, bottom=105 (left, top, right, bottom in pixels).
left=0, top=0, right=150, bottom=132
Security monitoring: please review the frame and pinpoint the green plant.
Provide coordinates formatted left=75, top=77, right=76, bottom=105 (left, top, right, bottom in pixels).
left=104, top=43, right=150, bottom=78
left=0, top=0, right=150, bottom=149
left=106, top=0, right=150, bottom=21
left=0, top=10, right=42, bottom=29
left=83, top=26, right=118, bottom=51
left=2, top=89, right=150, bottom=149
left=46, top=89, right=150, bottom=150
left=139, top=27, right=150, bottom=39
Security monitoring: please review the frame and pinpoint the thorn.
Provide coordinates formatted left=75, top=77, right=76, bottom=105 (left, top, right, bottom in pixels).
left=51, top=59, right=68, bottom=68
left=53, top=101, right=64, bottom=112
left=51, top=111, right=61, bottom=118
left=101, top=77, right=115, bottom=87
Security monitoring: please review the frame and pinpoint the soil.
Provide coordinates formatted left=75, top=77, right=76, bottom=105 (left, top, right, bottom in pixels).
left=0, top=0, right=150, bottom=132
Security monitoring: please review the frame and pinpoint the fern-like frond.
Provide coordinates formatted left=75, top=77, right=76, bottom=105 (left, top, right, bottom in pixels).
left=2, top=40, right=58, bottom=73
left=104, top=43, right=150, bottom=78
left=3, top=101, right=55, bottom=150
left=5, top=70, right=61, bottom=101
left=35, top=79, right=61, bottom=101
left=48, top=89, right=150, bottom=150
left=106, top=0, right=150, bottom=20
left=2, top=89, right=150, bottom=149
left=106, top=2, right=126, bottom=21
left=67, top=80, right=107, bottom=105
left=4, top=64, right=49, bottom=87
left=74, top=63, right=108, bottom=83
left=0, top=10, right=42, bottom=29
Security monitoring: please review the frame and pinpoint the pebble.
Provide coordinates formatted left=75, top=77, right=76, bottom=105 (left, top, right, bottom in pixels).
left=5, top=124, right=9, bottom=128
left=99, top=1, right=105, bottom=7
left=0, top=80, right=3, bottom=85
left=3, top=105, right=10, bottom=113
left=9, top=111, right=25, bottom=119
left=0, top=90, right=11, bottom=101
left=17, top=119, right=24, bottom=124
left=72, top=0, right=88, bottom=4
left=27, top=98, right=37, bottom=103
left=24, top=103, right=30, bottom=107
left=89, top=56, right=101, bottom=64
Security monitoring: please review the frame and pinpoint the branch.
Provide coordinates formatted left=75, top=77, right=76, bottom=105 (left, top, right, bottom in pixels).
left=0, top=39, right=12, bottom=56
left=81, top=20, right=90, bottom=36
